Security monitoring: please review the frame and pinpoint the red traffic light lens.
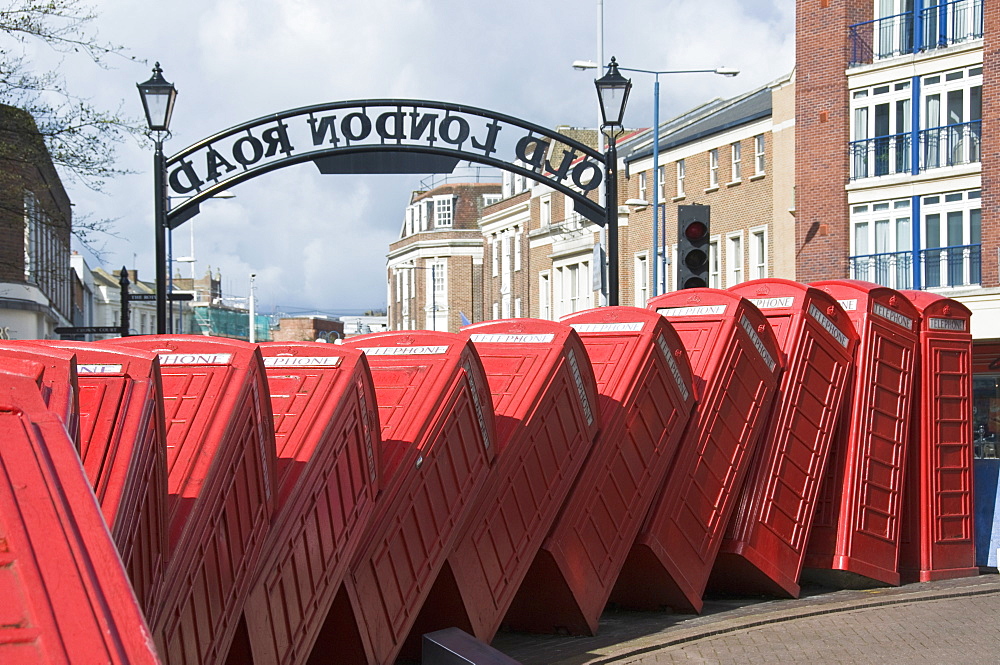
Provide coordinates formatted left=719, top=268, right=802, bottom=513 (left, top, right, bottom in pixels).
left=684, top=221, right=708, bottom=241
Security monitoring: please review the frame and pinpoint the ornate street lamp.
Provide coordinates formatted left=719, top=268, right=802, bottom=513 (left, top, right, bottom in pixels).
left=595, top=57, right=631, bottom=306
left=137, top=62, right=178, bottom=334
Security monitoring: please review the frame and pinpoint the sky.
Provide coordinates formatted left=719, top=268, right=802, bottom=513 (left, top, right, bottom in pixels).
left=47, top=0, right=795, bottom=317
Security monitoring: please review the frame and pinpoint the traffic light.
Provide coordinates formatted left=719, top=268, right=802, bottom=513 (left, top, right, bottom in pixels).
left=676, top=204, right=710, bottom=289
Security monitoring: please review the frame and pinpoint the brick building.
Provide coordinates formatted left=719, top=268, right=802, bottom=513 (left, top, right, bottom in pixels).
left=796, top=0, right=994, bottom=319
left=0, top=105, right=73, bottom=339
left=795, top=0, right=998, bottom=443
left=622, top=73, right=797, bottom=300
left=386, top=180, right=502, bottom=331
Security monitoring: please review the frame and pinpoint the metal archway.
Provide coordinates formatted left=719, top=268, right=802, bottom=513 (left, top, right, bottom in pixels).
left=165, top=99, right=608, bottom=228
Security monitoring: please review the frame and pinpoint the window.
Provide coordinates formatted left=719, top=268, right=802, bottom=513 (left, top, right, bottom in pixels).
left=850, top=78, right=911, bottom=179
left=676, top=159, right=685, bottom=197
left=514, top=229, right=522, bottom=271
left=657, top=165, right=666, bottom=201
left=501, top=233, right=512, bottom=291
left=491, top=235, right=498, bottom=277
left=634, top=253, right=649, bottom=306
left=708, top=239, right=720, bottom=288
left=554, top=260, right=591, bottom=317
left=731, top=142, right=742, bottom=182
left=921, top=190, right=981, bottom=288
left=514, top=298, right=522, bottom=318
left=754, top=135, right=765, bottom=175
left=540, top=196, right=551, bottom=228
left=492, top=302, right=499, bottom=320
left=850, top=198, right=913, bottom=288
left=750, top=227, right=767, bottom=279
left=482, top=193, right=501, bottom=207
left=921, top=68, right=982, bottom=170
left=727, top=233, right=743, bottom=286
left=426, top=260, right=447, bottom=331
left=434, top=196, right=453, bottom=227
left=709, top=149, right=719, bottom=188
left=638, top=171, right=647, bottom=202
left=539, top=271, right=551, bottom=319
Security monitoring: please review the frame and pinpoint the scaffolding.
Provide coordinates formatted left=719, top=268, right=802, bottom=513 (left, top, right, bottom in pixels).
left=188, top=303, right=271, bottom=341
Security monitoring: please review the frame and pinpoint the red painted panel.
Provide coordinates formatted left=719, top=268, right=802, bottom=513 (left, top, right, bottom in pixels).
left=25, top=340, right=169, bottom=621
left=0, top=342, right=80, bottom=449
left=331, top=332, right=496, bottom=665
left=402, top=319, right=601, bottom=646
left=610, top=290, right=782, bottom=614
left=898, top=291, right=976, bottom=582
left=503, top=307, right=696, bottom=635
left=804, top=280, right=919, bottom=586
left=228, top=342, right=381, bottom=665
left=709, top=280, right=858, bottom=598
left=106, top=336, right=277, bottom=665
left=0, top=373, right=160, bottom=664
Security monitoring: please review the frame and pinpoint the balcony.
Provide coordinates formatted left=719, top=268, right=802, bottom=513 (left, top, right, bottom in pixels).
left=849, top=0, right=983, bottom=67
left=850, top=132, right=911, bottom=180
left=850, top=243, right=981, bottom=289
left=919, top=120, right=981, bottom=170
left=850, top=120, right=980, bottom=181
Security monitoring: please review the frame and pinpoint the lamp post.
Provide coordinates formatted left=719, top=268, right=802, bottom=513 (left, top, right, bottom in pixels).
left=594, top=57, right=632, bottom=306
left=137, top=62, right=178, bottom=335
left=575, top=60, right=738, bottom=296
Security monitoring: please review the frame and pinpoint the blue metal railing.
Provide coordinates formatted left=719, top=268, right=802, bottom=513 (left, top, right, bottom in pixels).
left=850, top=132, right=911, bottom=180
left=921, top=243, right=981, bottom=288
left=920, top=0, right=984, bottom=50
left=920, top=120, right=981, bottom=170
left=849, top=250, right=914, bottom=289
left=849, top=0, right=983, bottom=66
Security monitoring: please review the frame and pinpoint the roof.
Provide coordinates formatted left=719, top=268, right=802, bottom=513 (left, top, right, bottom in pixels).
left=622, top=84, right=773, bottom=165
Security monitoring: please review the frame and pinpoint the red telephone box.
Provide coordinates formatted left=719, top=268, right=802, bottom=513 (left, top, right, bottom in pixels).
left=504, top=307, right=696, bottom=635
left=331, top=332, right=496, bottom=665
left=804, top=280, right=919, bottom=586
left=406, top=319, right=601, bottom=648
left=26, top=340, right=169, bottom=620
left=610, top=289, right=782, bottom=613
left=0, top=372, right=161, bottom=664
left=709, top=280, right=858, bottom=598
left=898, top=290, right=977, bottom=582
left=106, top=336, right=277, bottom=665
left=0, top=342, right=80, bottom=449
left=230, top=342, right=381, bottom=665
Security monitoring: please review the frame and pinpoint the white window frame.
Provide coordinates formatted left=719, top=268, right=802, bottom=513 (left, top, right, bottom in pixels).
left=731, top=141, right=742, bottom=182
left=513, top=229, right=522, bottom=271
left=540, top=195, right=552, bottom=228
left=434, top=195, right=453, bottom=228
left=657, top=165, right=666, bottom=201
left=920, top=189, right=981, bottom=288
left=634, top=252, right=649, bottom=307
left=539, top=271, right=551, bottom=320
left=676, top=159, right=685, bottom=197
left=726, top=232, right=744, bottom=286
left=849, top=198, right=913, bottom=288
left=749, top=226, right=768, bottom=279
left=709, top=149, right=719, bottom=188
left=708, top=237, right=721, bottom=288
left=638, top=171, right=647, bottom=202
left=491, top=235, right=498, bottom=277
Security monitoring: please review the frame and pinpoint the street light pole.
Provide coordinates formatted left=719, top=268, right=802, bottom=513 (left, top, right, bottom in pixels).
left=137, top=63, right=178, bottom=335
left=574, top=61, right=738, bottom=296
left=595, top=57, right=632, bottom=307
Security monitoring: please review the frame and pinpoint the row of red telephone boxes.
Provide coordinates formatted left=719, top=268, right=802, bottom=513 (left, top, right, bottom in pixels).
left=0, top=279, right=976, bottom=665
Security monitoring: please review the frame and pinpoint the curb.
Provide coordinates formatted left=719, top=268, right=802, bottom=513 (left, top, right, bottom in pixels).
left=576, top=576, right=1000, bottom=664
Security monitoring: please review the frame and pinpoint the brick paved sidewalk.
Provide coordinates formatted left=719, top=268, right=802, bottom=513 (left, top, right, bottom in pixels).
left=490, top=573, right=1000, bottom=664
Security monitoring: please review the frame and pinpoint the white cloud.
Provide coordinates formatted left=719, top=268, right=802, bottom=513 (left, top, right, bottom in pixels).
left=60, top=0, right=794, bottom=315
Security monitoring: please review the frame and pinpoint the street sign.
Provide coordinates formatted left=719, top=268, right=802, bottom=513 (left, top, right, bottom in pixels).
left=128, top=293, right=194, bottom=302
left=54, top=326, right=126, bottom=335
